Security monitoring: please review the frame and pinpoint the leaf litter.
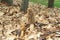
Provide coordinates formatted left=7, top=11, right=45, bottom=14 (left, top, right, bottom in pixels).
left=0, top=1, right=60, bottom=40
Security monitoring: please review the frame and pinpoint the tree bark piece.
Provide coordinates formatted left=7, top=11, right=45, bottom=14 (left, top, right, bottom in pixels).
left=20, top=0, right=29, bottom=13
left=48, top=0, right=54, bottom=8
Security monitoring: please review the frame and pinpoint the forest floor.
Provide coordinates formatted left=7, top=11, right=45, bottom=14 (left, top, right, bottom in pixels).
left=0, top=2, right=60, bottom=40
